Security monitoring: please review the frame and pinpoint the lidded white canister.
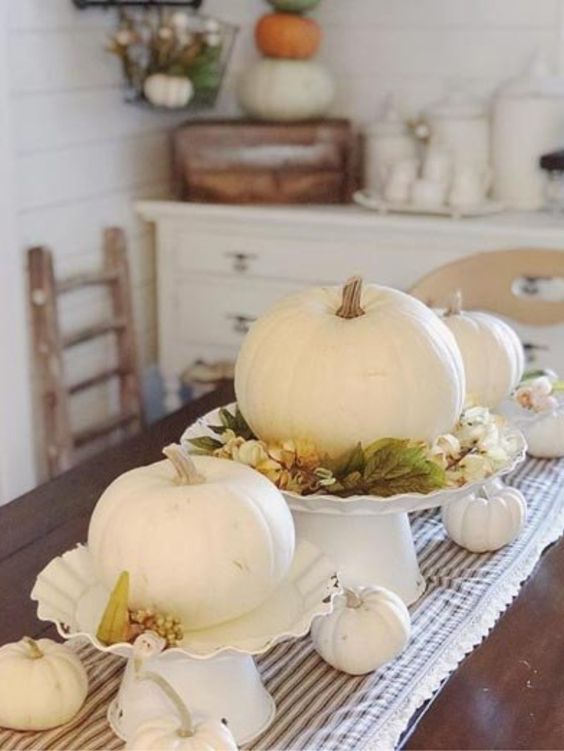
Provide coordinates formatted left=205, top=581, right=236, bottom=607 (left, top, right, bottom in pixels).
left=364, top=94, right=417, bottom=195
left=492, top=55, right=564, bottom=210
left=425, top=88, right=490, bottom=169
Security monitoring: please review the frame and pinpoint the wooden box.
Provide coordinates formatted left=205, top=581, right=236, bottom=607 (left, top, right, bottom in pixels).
left=172, top=119, right=359, bottom=204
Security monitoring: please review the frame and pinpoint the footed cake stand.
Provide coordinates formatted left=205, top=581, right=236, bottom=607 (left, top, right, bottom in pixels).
left=31, top=540, right=339, bottom=745
left=182, top=406, right=527, bottom=605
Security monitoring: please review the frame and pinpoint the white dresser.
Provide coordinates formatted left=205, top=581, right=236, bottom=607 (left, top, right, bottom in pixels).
left=137, top=201, right=564, bottom=410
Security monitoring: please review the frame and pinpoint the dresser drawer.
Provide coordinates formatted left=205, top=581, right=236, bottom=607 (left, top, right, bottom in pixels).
left=172, top=227, right=461, bottom=290
left=176, top=276, right=305, bottom=349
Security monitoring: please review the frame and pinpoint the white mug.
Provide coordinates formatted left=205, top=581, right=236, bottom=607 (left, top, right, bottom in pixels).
left=412, top=178, right=447, bottom=208
left=449, top=163, right=491, bottom=208
left=422, top=147, right=452, bottom=185
left=384, top=158, right=419, bottom=203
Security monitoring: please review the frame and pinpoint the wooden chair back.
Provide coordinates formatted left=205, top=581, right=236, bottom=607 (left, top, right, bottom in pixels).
left=410, top=248, right=564, bottom=326
left=28, top=227, right=143, bottom=479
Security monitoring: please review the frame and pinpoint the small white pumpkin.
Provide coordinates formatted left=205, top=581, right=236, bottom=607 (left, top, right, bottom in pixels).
left=310, top=587, right=411, bottom=675
left=517, top=407, right=564, bottom=458
left=235, top=277, right=465, bottom=458
left=442, top=483, right=527, bottom=553
left=144, top=74, right=194, bottom=109
left=0, top=637, right=88, bottom=730
left=126, top=670, right=237, bottom=751
left=237, top=59, right=334, bottom=121
left=441, top=292, right=524, bottom=409
left=88, top=445, right=295, bottom=630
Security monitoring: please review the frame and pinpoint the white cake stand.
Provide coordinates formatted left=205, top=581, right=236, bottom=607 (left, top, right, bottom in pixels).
left=182, top=405, right=527, bottom=605
left=31, top=540, right=339, bottom=745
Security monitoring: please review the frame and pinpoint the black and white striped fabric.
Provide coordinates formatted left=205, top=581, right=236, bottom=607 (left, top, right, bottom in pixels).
left=2, top=458, right=562, bottom=751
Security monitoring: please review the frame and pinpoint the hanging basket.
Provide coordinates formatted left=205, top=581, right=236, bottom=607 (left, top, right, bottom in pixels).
left=107, top=8, right=238, bottom=111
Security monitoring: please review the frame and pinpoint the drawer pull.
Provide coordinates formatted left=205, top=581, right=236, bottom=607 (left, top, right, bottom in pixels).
left=224, top=252, right=257, bottom=274
left=227, top=314, right=256, bottom=335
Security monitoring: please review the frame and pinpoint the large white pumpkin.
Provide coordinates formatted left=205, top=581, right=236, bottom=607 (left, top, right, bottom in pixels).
left=237, top=59, right=334, bottom=121
left=88, top=447, right=295, bottom=630
left=235, top=277, right=465, bottom=457
left=441, top=293, right=524, bottom=408
left=0, top=638, right=88, bottom=731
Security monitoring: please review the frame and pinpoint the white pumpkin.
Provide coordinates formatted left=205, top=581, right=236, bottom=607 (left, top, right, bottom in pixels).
left=311, top=587, right=411, bottom=675
left=126, top=669, right=238, bottom=751
left=0, top=637, right=88, bottom=730
left=88, top=445, right=295, bottom=630
left=442, top=483, right=527, bottom=553
left=237, top=59, right=334, bottom=121
left=144, top=74, right=194, bottom=109
left=235, top=277, right=465, bottom=458
left=517, top=407, right=564, bottom=458
left=441, top=292, right=524, bottom=409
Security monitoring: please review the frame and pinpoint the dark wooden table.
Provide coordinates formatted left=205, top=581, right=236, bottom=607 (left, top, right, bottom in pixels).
left=2, top=382, right=564, bottom=750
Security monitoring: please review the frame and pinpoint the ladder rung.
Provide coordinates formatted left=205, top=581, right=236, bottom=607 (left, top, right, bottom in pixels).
left=57, top=271, right=119, bottom=295
left=68, top=367, right=125, bottom=395
left=74, top=411, right=139, bottom=447
left=62, top=319, right=126, bottom=348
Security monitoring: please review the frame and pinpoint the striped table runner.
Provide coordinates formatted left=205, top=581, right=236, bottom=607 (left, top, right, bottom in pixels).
left=2, top=457, right=563, bottom=751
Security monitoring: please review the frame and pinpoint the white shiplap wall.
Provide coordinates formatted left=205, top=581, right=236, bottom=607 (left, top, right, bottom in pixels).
left=3, top=0, right=563, bottom=497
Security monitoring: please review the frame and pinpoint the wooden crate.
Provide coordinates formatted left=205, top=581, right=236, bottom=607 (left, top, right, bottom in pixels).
left=172, top=119, right=359, bottom=204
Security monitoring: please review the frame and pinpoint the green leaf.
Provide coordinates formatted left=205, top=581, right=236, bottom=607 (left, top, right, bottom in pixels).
left=325, top=443, right=365, bottom=477
left=234, top=406, right=256, bottom=440
left=218, top=408, right=237, bottom=430
left=187, top=436, right=223, bottom=453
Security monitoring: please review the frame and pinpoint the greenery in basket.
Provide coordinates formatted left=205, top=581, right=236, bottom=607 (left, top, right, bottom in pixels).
left=187, top=405, right=520, bottom=499
left=107, top=9, right=226, bottom=103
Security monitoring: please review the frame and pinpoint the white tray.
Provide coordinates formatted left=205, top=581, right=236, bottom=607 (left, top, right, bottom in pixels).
left=354, top=190, right=504, bottom=219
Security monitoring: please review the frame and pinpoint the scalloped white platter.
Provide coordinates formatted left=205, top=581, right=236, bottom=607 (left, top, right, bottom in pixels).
left=182, top=403, right=527, bottom=604
left=31, top=539, right=340, bottom=659
left=181, top=403, right=527, bottom=516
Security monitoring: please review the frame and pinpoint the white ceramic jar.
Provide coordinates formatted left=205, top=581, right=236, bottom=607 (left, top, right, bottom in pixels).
left=492, top=57, right=564, bottom=210
left=365, top=95, right=418, bottom=195
left=425, top=89, right=490, bottom=170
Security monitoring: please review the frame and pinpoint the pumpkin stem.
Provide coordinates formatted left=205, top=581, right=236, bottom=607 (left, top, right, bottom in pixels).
left=139, top=670, right=194, bottom=738
left=163, top=444, right=204, bottom=485
left=445, top=289, right=463, bottom=316
left=336, top=276, right=365, bottom=319
left=23, top=637, right=43, bottom=659
left=344, top=589, right=363, bottom=609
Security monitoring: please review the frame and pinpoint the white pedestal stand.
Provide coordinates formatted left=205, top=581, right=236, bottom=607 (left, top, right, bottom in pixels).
left=109, top=650, right=274, bottom=745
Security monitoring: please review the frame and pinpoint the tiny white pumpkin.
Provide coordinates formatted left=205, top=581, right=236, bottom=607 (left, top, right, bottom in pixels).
left=0, top=637, right=88, bottom=731
left=88, top=445, right=295, bottom=630
left=235, top=277, right=465, bottom=458
left=126, top=670, right=237, bottom=751
left=311, top=587, right=411, bottom=675
left=440, top=292, right=524, bottom=409
left=519, top=407, right=564, bottom=458
left=144, top=74, right=194, bottom=109
left=442, top=483, right=527, bottom=553
left=237, top=59, right=334, bottom=121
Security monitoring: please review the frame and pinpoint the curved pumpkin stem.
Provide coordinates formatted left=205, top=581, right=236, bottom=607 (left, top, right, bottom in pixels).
left=23, top=637, right=43, bottom=659
left=139, top=670, right=194, bottom=738
left=336, top=276, right=365, bottom=319
left=445, top=289, right=463, bottom=316
left=163, top=444, right=204, bottom=485
left=344, top=589, right=363, bottom=609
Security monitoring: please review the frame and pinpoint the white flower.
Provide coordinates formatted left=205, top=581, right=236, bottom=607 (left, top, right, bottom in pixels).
left=457, top=453, right=493, bottom=483
left=531, top=376, right=553, bottom=397
left=232, top=440, right=269, bottom=468
left=204, top=18, right=220, bottom=33
left=158, top=26, right=174, bottom=41
left=115, top=29, right=134, bottom=46
left=171, top=11, right=191, bottom=31
left=430, top=433, right=461, bottom=468
left=206, top=32, right=222, bottom=48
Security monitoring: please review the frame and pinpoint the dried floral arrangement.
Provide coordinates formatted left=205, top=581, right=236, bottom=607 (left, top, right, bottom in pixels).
left=513, top=372, right=564, bottom=413
left=107, top=8, right=237, bottom=108
left=187, top=405, right=521, bottom=498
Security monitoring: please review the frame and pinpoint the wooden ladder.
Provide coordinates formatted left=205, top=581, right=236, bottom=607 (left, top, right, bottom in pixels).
left=28, top=227, right=143, bottom=479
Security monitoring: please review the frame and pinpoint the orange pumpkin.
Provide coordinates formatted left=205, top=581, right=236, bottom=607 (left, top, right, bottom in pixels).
left=255, top=13, right=321, bottom=60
